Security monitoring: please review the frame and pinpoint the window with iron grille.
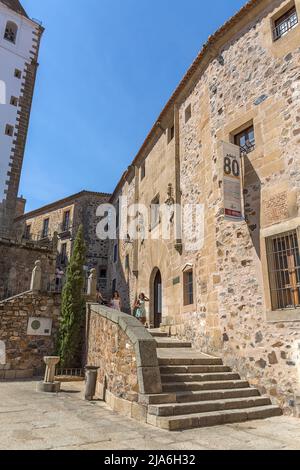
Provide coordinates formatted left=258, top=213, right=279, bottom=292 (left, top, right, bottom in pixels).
left=266, top=230, right=300, bottom=311
left=183, top=269, right=194, bottom=306
left=4, top=22, right=18, bottom=44
left=42, top=219, right=49, bottom=238
left=62, top=210, right=70, bottom=231
left=24, top=224, right=31, bottom=240
left=234, top=125, right=255, bottom=155
left=273, top=6, right=298, bottom=41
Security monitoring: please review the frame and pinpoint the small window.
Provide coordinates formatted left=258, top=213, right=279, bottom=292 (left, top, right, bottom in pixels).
left=42, top=218, right=49, bottom=239
left=151, top=195, right=160, bottom=229
left=141, top=162, right=146, bottom=181
left=183, top=269, right=194, bottom=306
left=10, top=96, right=18, bottom=107
left=24, top=224, right=31, bottom=240
left=234, top=125, right=255, bottom=154
left=168, top=125, right=175, bottom=144
left=113, top=243, right=118, bottom=263
left=273, top=6, right=298, bottom=41
left=116, top=200, right=120, bottom=229
left=14, top=69, right=21, bottom=79
left=4, top=21, right=18, bottom=44
left=185, top=104, right=192, bottom=123
left=5, top=124, right=14, bottom=136
left=266, top=230, right=300, bottom=311
left=62, top=210, right=70, bottom=231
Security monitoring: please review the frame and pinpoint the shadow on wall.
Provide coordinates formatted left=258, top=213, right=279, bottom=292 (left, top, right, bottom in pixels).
left=243, top=154, right=261, bottom=259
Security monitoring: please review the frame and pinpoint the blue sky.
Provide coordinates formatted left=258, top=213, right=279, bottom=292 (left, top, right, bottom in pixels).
left=20, top=0, right=246, bottom=211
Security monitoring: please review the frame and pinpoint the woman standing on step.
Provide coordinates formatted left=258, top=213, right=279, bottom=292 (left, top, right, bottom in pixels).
left=134, top=293, right=149, bottom=325
left=110, top=291, right=122, bottom=311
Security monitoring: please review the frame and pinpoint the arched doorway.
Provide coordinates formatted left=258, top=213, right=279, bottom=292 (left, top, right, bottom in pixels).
left=151, top=269, right=162, bottom=328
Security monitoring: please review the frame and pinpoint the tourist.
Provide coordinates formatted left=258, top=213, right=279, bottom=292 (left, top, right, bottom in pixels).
left=96, top=289, right=106, bottom=305
left=134, top=293, right=149, bottom=325
left=111, top=291, right=122, bottom=311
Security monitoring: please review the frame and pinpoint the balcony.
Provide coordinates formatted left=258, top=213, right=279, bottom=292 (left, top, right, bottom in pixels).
left=57, top=223, right=73, bottom=239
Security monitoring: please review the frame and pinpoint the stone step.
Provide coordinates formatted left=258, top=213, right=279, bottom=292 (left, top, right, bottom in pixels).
left=160, top=365, right=231, bottom=374
left=156, top=339, right=192, bottom=349
left=140, top=387, right=260, bottom=405
left=162, top=379, right=250, bottom=393
left=148, top=330, right=169, bottom=338
left=175, top=387, right=260, bottom=403
left=147, top=405, right=282, bottom=431
left=161, top=372, right=240, bottom=383
left=148, top=396, right=271, bottom=417
left=158, top=357, right=223, bottom=366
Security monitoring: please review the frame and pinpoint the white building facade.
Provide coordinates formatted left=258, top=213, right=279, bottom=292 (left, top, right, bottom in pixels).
left=0, top=0, right=43, bottom=237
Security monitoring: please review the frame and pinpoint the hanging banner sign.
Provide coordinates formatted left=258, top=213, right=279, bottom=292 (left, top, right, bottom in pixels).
left=221, top=141, right=243, bottom=220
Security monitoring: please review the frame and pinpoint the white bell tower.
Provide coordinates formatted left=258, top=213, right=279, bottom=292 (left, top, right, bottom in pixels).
left=0, top=0, right=44, bottom=236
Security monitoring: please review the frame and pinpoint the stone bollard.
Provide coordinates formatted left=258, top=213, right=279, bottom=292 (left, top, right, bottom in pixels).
left=85, top=366, right=99, bottom=401
left=30, top=260, right=42, bottom=292
left=37, top=356, right=61, bottom=393
left=87, top=268, right=97, bottom=300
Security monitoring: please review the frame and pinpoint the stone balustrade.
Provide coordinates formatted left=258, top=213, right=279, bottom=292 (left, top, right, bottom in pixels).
left=86, top=303, right=162, bottom=419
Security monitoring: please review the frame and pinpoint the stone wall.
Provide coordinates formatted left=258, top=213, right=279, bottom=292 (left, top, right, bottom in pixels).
left=0, top=238, right=56, bottom=301
left=86, top=304, right=162, bottom=402
left=87, top=309, right=139, bottom=401
left=0, top=291, right=61, bottom=379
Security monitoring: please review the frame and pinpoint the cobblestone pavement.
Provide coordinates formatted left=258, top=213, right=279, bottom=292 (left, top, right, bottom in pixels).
left=0, top=381, right=299, bottom=450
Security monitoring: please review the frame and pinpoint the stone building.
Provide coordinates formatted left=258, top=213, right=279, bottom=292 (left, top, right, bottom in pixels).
left=0, top=0, right=43, bottom=237
left=108, top=0, right=300, bottom=413
left=14, top=190, right=111, bottom=297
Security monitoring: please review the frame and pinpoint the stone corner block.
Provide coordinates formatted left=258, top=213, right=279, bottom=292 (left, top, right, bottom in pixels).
left=137, top=367, right=162, bottom=395
left=135, top=339, right=159, bottom=368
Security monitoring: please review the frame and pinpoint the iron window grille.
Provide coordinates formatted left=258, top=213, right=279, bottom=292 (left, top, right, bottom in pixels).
left=183, top=270, right=194, bottom=306
left=4, top=23, right=17, bottom=43
left=234, top=126, right=255, bottom=155
left=266, top=230, right=300, bottom=311
left=273, top=7, right=298, bottom=41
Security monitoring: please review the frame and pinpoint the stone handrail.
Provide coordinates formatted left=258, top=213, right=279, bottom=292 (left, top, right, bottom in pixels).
left=86, top=303, right=162, bottom=395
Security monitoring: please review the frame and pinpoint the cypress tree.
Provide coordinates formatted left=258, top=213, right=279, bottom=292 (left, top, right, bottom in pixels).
left=57, top=225, right=86, bottom=368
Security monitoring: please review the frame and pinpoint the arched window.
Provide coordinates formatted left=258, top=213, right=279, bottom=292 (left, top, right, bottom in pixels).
left=4, top=21, right=18, bottom=44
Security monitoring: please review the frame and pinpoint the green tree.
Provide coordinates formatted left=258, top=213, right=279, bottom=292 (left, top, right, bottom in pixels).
left=57, top=225, right=86, bottom=368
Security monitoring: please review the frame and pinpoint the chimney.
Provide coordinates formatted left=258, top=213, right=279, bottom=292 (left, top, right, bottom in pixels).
left=15, top=196, right=26, bottom=217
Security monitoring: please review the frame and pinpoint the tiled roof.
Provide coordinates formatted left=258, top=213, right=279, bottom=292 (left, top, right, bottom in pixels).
left=0, top=0, right=28, bottom=18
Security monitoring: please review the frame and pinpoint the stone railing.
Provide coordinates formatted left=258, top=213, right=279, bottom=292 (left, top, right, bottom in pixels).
left=86, top=303, right=162, bottom=416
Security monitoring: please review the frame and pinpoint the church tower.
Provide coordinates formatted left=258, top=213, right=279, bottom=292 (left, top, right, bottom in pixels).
left=0, top=0, right=44, bottom=237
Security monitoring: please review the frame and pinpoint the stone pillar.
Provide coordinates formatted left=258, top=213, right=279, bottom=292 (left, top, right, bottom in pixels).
left=87, top=268, right=97, bottom=299
left=37, top=356, right=61, bottom=393
left=30, top=260, right=42, bottom=292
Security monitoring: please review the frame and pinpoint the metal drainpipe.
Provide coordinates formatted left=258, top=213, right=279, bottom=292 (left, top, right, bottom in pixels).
left=174, top=103, right=183, bottom=254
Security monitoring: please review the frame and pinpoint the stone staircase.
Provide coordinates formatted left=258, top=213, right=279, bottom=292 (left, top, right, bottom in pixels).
left=141, top=330, right=282, bottom=431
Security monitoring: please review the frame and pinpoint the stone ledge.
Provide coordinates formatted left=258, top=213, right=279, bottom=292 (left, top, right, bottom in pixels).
left=87, top=303, right=162, bottom=395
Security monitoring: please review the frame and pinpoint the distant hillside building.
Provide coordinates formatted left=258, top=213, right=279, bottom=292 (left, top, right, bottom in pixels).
left=0, top=0, right=43, bottom=237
